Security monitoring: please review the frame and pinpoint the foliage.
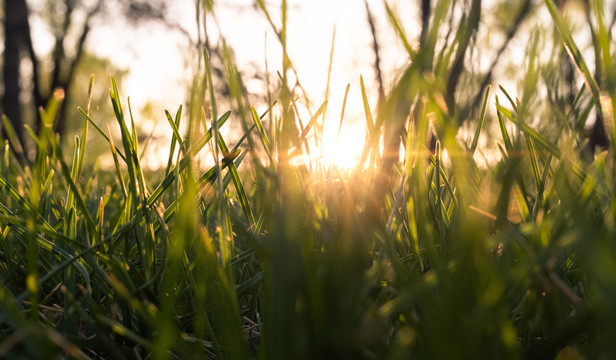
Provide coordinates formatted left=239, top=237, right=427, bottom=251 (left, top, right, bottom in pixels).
left=1, top=0, right=616, bottom=359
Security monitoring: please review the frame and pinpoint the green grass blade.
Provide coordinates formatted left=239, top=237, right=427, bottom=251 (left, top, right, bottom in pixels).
left=251, top=106, right=271, bottom=155
left=50, top=135, right=100, bottom=242
left=164, top=106, right=183, bottom=176
left=545, top=0, right=601, bottom=105
left=499, top=85, right=519, bottom=113
left=526, top=137, right=541, bottom=192
left=109, top=77, right=139, bottom=208
left=336, top=83, right=351, bottom=144
left=470, top=85, right=490, bottom=154
left=77, top=107, right=127, bottom=162
left=384, top=1, right=416, bottom=58
left=106, top=123, right=128, bottom=199
left=0, top=175, right=54, bottom=233
left=497, top=104, right=562, bottom=157
left=148, top=111, right=231, bottom=206
left=213, top=127, right=255, bottom=228
left=298, top=100, right=328, bottom=141
left=66, top=136, right=80, bottom=214
left=1, top=115, right=25, bottom=160
left=360, top=75, right=375, bottom=136
left=204, top=49, right=218, bottom=121
left=496, top=96, right=514, bottom=153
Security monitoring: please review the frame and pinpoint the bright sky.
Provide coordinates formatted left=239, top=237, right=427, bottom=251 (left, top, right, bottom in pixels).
left=88, top=0, right=415, bottom=105
left=28, top=0, right=599, bottom=170
left=80, top=0, right=418, bottom=169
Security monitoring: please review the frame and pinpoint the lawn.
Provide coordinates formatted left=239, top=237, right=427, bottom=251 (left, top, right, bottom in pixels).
left=1, top=0, right=616, bottom=359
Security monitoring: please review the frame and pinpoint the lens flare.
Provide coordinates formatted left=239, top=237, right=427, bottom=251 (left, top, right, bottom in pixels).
left=315, top=121, right=365, bottom=171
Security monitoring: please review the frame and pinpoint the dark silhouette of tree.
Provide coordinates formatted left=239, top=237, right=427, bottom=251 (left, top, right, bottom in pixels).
left=2, top=0, right=103, bottom=150
left=2, top=0, right=38, bottom=145
left=1, top=0, right=187, bottom=157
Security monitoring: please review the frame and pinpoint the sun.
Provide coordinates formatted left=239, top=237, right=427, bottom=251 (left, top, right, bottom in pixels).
left=313, top=121, right=366, bottom=171
left=289, top=100, right=367, bottom=172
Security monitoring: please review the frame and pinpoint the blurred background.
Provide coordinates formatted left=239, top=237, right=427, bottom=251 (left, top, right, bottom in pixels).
left=1, top=0, right=610, bottom=168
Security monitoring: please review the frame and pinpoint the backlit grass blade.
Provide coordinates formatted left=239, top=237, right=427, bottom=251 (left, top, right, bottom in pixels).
left=77, top=107, right=127, bottom=161
left=532, top=154, right=553, bottom=219
left=360, top=75, right=375, bottom=135
left=568, top=83, right=586, bottom=120
left=148, top=111, right=231, bottom=206
left=497, top=104, right=562, bottom=157
left=591, top=0, right=616, bottom=141
left=86, top=74, right=95, bottom=115
left=211, top=102, right=230, bottom=267
left=323, top=26, right=336, bottom=120
left=575, top=100, right=595, bottom=133
left=526, top=137, right=541, bottom=192
left=251, top=106, right=271, bottom=155
left=384, top=1, right=416, bottom=58
left=50, top=133, right=100, bottom=242
left=63, top=146, right=80, bottom=327
left=164, top=106, right=183, bottom=176
left=204, top=49, right=218, bottom=122
left=336, top=83, right=351, bottom=144
left=159, top=166, right=222, bottom=225
left=66, top=136, right=80, bottom=217
left=496, top=95, right=514, bottom=153
left=214, top=127, right=255, bottom=228
left=428, top=150, right=458, bottom=209
left=106, top=123, right=128, bottom=199
left=110, top=77, right=140, bottom=212
left=359, top=75, right=381, bottom=168
left=0, top=175, right=55, bottom=233
left=128, top=98, right=139, bottom=156
left=109, top=77, right=150, bottom=212
left=1, top=115, right=25, bottom=160
left=2, top=140, right=9, bottom=177
left=470, top=85, right=490, bottom=154
left=499, top=85, right=519, bottom=113
left=23, top=125, right=42, bottom=150
left=299, top=100, right=328, bottom=142
left=77, top=118, right=88, bottom=179
left=545, top=0, right=601, bottom=105
left=39, top=169, right=54, bottom=215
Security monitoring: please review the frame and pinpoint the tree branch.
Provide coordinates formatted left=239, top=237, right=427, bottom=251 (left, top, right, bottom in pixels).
left=460, top=0, right=531, bottom=121
left=364, top=0, right=385, bottom=106
left=445, top=0, right=481, bottom=118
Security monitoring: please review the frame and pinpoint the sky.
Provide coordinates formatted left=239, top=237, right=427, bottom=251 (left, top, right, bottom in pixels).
left=74, top=0, right=420, bottom=168
left=86, top=0, right=415, bottom=107
left=26, top=0, right=603, bottom=169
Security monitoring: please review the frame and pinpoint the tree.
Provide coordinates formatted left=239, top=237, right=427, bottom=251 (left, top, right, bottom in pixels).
left=2, top=0, right=37, bottom=145
left=1, top=0, right=184, bottom=157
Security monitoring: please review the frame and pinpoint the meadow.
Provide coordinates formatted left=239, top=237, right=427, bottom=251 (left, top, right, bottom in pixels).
left=1, top=0, right=616, bottom=358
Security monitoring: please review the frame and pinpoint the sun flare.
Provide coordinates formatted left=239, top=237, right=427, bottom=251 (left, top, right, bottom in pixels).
left=313, top=121, right=366, bottom=171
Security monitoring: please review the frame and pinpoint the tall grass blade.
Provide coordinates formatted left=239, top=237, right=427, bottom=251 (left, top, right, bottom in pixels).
left=251, top=106, right=271, bottom=155
left=384, top=1, right=416, bottom=58
left=148, top=111, right=231, bottom=206
left=545, top=0, right=601, bottom=105
left=164, top=106, right=183, bottom=176
left=336, top=83, right=351, bottom=144
left=77, top=107, right=126, bottom=161
left=470, top=85, right=490, bottom=154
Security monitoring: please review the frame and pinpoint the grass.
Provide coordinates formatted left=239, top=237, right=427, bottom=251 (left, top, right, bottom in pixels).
left=1, top=0, right=616, bottom=358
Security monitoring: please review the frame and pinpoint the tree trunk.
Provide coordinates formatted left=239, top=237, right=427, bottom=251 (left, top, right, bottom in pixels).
left=3, top=0, right=30, bottom=145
